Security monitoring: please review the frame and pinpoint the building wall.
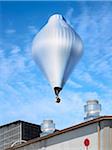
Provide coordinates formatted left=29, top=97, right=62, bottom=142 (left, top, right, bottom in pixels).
left=100, top=120, right=112, bottom=150
left=0, top=122, right=21, bottom=150
left=13, top=123, right=98, bottom=150
left=8, top=120, right=112, bottom=150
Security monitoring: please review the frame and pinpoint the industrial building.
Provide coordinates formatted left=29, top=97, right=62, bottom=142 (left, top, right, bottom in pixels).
left=1, top=100, right=112, bottom=150
left=0, top=120, right=41, bottom=150
left=6, top=116, right=112, bottom=150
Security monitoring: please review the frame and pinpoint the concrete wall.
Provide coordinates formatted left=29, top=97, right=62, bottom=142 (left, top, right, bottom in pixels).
left=10, top=120, right=112, bottom=150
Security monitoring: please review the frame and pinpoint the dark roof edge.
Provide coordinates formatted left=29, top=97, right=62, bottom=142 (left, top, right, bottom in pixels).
left=6, top=116, right=112, bottom=150
left=0, top=120, right=40, bottom=129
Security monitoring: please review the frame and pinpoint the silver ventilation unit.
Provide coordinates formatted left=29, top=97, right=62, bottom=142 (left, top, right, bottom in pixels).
left=84, top=100, right=101, bottom=120
left=40, top=120, right=55, bottom=137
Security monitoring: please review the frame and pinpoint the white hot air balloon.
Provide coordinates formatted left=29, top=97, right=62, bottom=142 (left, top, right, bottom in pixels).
left=32, top=14, right=83, bottom=103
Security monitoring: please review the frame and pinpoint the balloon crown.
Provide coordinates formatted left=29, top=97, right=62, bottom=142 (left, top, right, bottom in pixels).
left=48, top=14, right=65, bottom=22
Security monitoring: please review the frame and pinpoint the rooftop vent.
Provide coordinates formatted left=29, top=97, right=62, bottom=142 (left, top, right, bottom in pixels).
left=84, top=100, right=101, bottom=121
left=40, top=120, right=55, bottom=137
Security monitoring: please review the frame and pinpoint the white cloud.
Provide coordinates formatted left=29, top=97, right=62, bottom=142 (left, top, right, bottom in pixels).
left=66, top=5, right=112, bottom=83
left=64, top=5, right=112, bottom=120
left=5, top=29, right=16, bottom=34
left=67, top=79, right=82, bottom=88
left=65, top=7, right=74, bottom=27
left=28, top=25, right=38, bottom=34
left=82, top=92, right=100, bottom=100
left=11, top=45, right=21, bottom=54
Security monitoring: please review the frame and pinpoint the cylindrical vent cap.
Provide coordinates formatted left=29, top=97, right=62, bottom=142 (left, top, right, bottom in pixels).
left=41, top=120, right=55, bottom=136
left=84, top=100, right=101, bottom=120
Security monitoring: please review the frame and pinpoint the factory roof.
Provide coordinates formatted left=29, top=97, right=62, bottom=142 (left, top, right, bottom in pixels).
left=0, top=120, right=40, bottom=129
left=6, top=116, right=112, bottom=150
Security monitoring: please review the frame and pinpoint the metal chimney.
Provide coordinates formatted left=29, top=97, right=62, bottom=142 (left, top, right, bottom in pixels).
left=84, top=100, right=101, bottom=120
left=40, top=120, right=55, bottom=137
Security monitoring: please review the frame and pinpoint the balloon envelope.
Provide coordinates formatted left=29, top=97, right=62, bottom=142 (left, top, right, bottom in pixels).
left=32, top=14, right=83, bottom=93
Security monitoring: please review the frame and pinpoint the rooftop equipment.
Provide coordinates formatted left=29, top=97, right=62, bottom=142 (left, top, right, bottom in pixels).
left=0, top=120, right=41, bottom=150
left=40, top=120, right=55, bottom=137
left=84, top=100, right=101, bottom=120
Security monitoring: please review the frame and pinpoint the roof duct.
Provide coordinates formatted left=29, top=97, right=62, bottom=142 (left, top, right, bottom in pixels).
left=84, top=100, right=101, bottom=121
left=40, top=120, right=55, bottom=137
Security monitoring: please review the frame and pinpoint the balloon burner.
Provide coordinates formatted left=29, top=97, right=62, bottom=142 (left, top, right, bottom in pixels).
left=54, top=87, right=62, bottom=103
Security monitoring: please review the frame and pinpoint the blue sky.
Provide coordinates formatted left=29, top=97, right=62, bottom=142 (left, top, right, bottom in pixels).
left=0, top=1, right=112, bottom=129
